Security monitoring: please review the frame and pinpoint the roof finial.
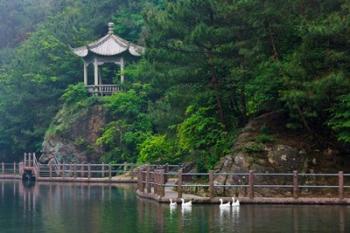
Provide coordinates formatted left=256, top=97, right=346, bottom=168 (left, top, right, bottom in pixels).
left=108, top=22, right=114, bottom=34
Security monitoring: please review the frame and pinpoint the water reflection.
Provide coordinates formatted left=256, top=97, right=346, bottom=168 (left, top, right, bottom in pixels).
left=181, top=206, right=192, bottom=216
left=135, top=198, right=350, bottom=233
left=0, top=180, right=348, bottom=233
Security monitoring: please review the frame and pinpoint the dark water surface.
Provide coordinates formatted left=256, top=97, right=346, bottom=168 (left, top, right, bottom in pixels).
left=0, top=180, right=348, bottom=233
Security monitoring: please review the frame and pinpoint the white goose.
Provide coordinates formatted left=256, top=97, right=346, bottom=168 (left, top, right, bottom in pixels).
left=181, top=198, right=192, bottom=208
left=231, top=197, right=240, bottom=207
left=169, top=199, right=177, bottom=207
left=219, top=198, right=231, bottom=208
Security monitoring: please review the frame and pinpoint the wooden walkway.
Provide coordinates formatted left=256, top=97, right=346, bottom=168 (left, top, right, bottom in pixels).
left=136, top=166, right=350, bottom=205
left=0, top=153, right=137, bottom=183
left=3, top=154, right=350, bottom=204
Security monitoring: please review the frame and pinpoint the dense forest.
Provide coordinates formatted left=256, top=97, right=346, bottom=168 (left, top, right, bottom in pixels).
left=1, top=0, right=350, bottom=171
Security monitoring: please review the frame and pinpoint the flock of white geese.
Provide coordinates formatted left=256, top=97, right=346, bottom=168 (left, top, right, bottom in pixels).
left=169, top=197, right=240, bottom=209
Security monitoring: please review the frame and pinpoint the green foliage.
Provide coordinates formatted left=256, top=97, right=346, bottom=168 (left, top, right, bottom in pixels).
left=104, top=90, right=144, bottom=117
left=138, top=135, right=178, bottom=164
left=2, top=0, right=350, bottom=164
left=329, top=94, right=350, bottom=143
left=61, top=83, right=88, bottom=105
left=177, top=106, right=231, bottom=170
left=0, top=0, right=137, bottom=160
left=243, top=143, right=265, bottom=154
left=97, top=88, right=152, bottom=163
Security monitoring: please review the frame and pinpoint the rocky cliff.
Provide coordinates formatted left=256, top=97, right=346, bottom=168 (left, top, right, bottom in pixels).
left=39, top=100, right=107, bottom=164
left=213, top=112, right=347, bottom=197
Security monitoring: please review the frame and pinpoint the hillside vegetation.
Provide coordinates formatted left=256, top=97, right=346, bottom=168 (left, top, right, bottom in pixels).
left=1, top=0, right=350, bottom=172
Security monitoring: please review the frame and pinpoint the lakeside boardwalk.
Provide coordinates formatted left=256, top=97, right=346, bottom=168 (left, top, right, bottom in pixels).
left=136, top=166, right=350, bottom=205
left=2, top=154, right=350, bottom=205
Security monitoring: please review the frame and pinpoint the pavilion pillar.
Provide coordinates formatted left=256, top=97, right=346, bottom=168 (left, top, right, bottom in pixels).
left=83, top=62, right=88, bottom=85
left=94, top=59, right=99, bottom=86
left=120, top=57, right=125, bottom=84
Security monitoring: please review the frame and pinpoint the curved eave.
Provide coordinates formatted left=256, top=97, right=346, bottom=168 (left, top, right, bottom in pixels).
left=128, top=43, right=145, bottom=56
left=71, top=46, right=88, bottom=57
left=71, top=33, right=145, bottom=58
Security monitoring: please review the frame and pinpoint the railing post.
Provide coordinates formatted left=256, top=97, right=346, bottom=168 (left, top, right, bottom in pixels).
left=88, top=164, right=91, bottom=180
left=69, top=164, right=72, bottom=177
left=13, top=162, right=16, bottom=174
left=109, top=164, right=112, bottom=181
left=61, top=165, right=64, bottom=178
left=124, top=162, right=127, bottom=172
left=1, top=162, right=4, bottom=174
left=159, top=169, right=165, bottom=197
left=146, top=166, right=151, bottom=193
left=339, top=171, right=344, bottom=200
left=138, top=168, right=145, bottom=192
left=28, top=153, right=32, bottom=167
left=73, top=164, right=77, bottom=179
left=156, top=170, right=160, bottom=195
left=24, top=153, right=26, bottom=166
left=81, top=165, right=84, bottom=177
left=293, top=170, right=298, bottom=199
left=131, top=166, right=135, bottom=180
left=102, top=163, right=105, bottom=178
left=137, top=168, right=141, bottom=191
left=164, top=164, right=169, bottom=183
left=248, top=170, right=254, bottom=199
left=49, top=163, right=52, bottom=179
left=209, top=170, right=214, bottom=199
left=154, top=170, right=158, bottom=195
left=141, top=167, right=145, bottom=192
left=177, top=169, right=183, bottom=199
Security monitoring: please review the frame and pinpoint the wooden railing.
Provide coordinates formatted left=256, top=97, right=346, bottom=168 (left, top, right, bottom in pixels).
left=0, top=162, right=20, bottom=175
left=137, top=167, right=350, bottom=200
left=87, top=85, right=120, bottom=95
left=38, top=163, right=137, bottom=179
left=21, top=153, right=138, bottom=181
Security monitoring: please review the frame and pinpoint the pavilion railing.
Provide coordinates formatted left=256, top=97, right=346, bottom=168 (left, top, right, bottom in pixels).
left=87, top=85, right=120, bottom=95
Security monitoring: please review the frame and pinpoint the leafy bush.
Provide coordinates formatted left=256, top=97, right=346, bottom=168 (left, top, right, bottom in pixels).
left=97, top=89, right=152, bottom=163
left=138, top=135, right=179, bottom=164
left=61, top=83, right=88, bottom=105
left=177, top=106, right=231, bottom=170
left=104, top=90, right=143, bottom=117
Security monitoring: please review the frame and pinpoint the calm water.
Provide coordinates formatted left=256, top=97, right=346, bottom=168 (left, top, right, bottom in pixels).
left=0, top=181, right=348, bottom=233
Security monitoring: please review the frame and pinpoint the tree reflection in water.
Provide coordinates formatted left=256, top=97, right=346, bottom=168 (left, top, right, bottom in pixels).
left=0, top=181, right=347, bottom=233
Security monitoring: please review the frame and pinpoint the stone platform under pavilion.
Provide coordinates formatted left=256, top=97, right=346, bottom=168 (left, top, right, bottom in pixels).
left=72, top=22, right=144, bottom=95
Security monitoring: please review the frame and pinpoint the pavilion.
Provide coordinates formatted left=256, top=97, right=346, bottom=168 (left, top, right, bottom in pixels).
left=72, top=22, right=144, bottom=95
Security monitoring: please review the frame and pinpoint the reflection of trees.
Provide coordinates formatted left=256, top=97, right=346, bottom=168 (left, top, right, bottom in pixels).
left=0, top=181, right=348, bottom=233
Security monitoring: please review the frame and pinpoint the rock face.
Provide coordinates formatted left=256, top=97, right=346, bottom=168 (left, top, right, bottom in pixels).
left=39, top=103, right=107, bottom=164
left=214, top=112, right=342, bottom=197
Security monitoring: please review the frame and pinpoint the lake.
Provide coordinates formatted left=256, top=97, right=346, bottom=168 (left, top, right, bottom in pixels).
left=0, top=180, right=348, bottom=233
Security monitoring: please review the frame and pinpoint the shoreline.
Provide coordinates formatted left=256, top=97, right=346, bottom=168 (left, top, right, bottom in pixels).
left=136, top=190, right=350, bottom=205
left=2, top=176, right=350, bottom=205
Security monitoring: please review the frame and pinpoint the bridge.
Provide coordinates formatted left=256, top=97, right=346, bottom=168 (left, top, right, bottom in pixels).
left=0, top=153, right=137, bottom=183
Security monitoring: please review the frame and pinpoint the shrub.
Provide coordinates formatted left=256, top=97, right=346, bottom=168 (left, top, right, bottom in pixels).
left=138, top=135, right=178, bottom=164
left=61, top=83, right=88, bottom=105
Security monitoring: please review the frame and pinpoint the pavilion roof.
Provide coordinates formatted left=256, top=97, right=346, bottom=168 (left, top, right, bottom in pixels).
left=72, top=23, right=144, bottom=58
